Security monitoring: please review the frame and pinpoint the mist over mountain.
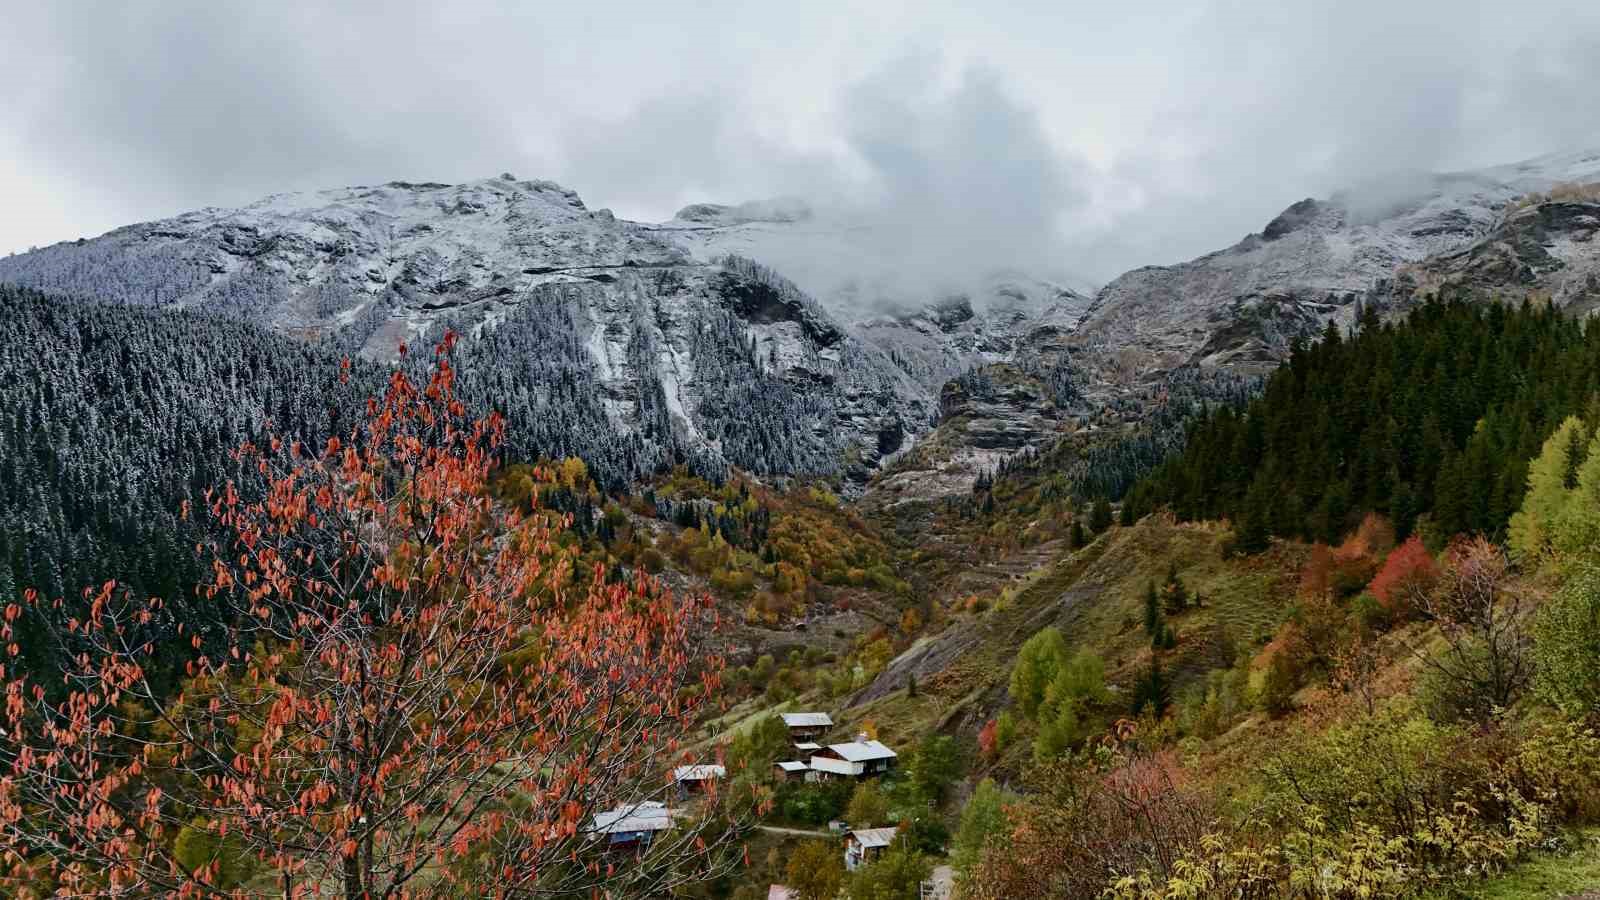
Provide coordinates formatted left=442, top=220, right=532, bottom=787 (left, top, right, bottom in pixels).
left=5, top=144, right=1599, bottom=513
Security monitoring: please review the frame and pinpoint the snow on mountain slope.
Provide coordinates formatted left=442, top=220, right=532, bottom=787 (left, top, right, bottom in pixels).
left=647, top=201, right=1097, bottom=391
left=1374, top=183, right=1600, bottom=315
left=1066, top=148, right=1600, bottom=393
left=0, top=177, right=931, bottom=486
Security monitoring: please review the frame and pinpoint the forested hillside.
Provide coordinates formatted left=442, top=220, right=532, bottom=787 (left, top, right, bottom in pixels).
left=0, top=285, right=380, bottom=678
left=1123, top=299, right=1600, bottom=548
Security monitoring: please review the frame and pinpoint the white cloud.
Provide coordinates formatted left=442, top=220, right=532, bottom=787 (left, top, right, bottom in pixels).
left=2, top=0, right=1598, bottom=281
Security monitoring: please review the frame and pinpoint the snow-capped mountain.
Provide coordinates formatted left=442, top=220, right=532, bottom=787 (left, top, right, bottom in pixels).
left=1064, top=149, right=1600, bottom=395
left=0, top=176, right=934, bottom=485
left=4, top=147, right=1596, bottom=496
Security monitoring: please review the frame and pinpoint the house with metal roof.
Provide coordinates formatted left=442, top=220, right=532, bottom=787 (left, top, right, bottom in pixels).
left=844, top=826, right=900, bottom=871
left=780, top=711, right=834, bottom=742
left=588, top=800, right=673, bottom=852
left=673, top=764, right=726, bottom=797
left=809, top=737, right=898, bottom=780
left=773, top=760, right=810, bottom=782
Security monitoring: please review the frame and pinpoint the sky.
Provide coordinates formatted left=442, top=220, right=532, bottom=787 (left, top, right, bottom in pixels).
left=3, top=1, right=1600, bottom=284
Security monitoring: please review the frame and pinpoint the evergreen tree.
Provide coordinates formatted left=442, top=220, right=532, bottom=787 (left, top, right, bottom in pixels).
left=1143, top=581, right=1162, bottom=636
left=1126, top=300, right=1600, bottom=547
left=1131, top=655, right=1171, bottom=716
left=1089, top=498, right=1113, bottom=532
left=1119, top=502, right=1137, bottom=527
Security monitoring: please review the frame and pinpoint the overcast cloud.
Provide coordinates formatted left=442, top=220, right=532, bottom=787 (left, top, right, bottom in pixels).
left=3, top=0, right=1599, bottom=283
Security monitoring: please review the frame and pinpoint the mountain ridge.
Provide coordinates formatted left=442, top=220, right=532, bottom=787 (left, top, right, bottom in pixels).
left=5, top=148, right=1599, bottom=499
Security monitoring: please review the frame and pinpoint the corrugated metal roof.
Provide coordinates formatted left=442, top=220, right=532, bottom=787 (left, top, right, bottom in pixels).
left=673, top=764, right=726, bottom=781
left=775, top=760, right=809, bottom=772
left=849, top=827, right=899, bottom=849
left=590, top=800, right=672, bottom=835
left=824, top=739, right=897, bottom=762
left=809, top=755, right=858, bottom=776
left=780, top=712, right=833, bottom=728
left=794, top=741, right=822, bottom=751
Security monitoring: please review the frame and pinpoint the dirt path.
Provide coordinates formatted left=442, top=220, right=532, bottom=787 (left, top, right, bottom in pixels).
left=755, top=825, right=833, bottom=839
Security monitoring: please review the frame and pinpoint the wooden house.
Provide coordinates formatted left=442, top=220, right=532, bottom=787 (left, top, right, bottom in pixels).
left=844, top=826, right=899, bottom=871
left=780, top=712, right=833, bottom=743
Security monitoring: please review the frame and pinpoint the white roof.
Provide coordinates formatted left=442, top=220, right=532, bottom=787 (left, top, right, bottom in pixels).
left=590, top=801, right=672, bottom=835
left=768, top=887, right=794, bottom=900
left=849, top=827, right=900, bottom=849
left=781, top=712, right=833, bottom=728
left=775, top=760, right=809, bottom=772
left=794, top=741, right=822, bottom=751
left=825, top=740, right=897, bottom=762
left=673, top=764, right=726, bottom=782
left=809, top=755, right=859, bottom=776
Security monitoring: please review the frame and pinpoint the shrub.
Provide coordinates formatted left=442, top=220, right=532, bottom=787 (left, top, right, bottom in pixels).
left=1033, top=702, right=1081, bottom=762
left=1258, top=648, right=1299, bottom=717
left=995, top=711, right=1018, bottom=751
left=977, top=718, right=1000, bottom=760
left=1009, top=627, right=1070, bottom=718
left=1415, top=537, right=1530, bottom=723
left=786, top=840, right=846, bottom=900
left=951, top=779, right=1012, bottom=874
left=1367, top=535, right=1439, bottom=621
left=905, top=817, right=951, bottom=855
left=847, top=839, right=931, bottom=900
left=1533, top=564, right=1600, bottom=718
left=909, top=734, right=964, bottom=804
left=846, top=781, right=892, bottom=827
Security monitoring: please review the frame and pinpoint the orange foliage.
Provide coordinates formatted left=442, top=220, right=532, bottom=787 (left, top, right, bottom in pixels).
left=977, top=718, right=999, bottom=760
left=1300, top=515, right=1396, bottom=600
left=1368, top=535, right=1440, bottom=620
left=1336, top=513, right=1396, bottom=562
left=0, top=335, right=740, bottom=897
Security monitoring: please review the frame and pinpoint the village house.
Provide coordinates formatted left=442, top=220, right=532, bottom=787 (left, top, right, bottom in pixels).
left=773, top=760, right=810, bottom=782
left=780, top=712, right=833, bottom=744
left=588, top=800, right=673, bottom=853
left=808, top=735, right=898, bottom=780
left=844, top=826, right=900, bottom=871
left=672, top=764, right=725, bottom=798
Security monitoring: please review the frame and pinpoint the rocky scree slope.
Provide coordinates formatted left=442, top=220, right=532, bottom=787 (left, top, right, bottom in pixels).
left=0, top=177, right=932, bottom=486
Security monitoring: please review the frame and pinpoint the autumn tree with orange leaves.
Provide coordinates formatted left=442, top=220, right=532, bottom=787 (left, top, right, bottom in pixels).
left=1, top=335, right=742, bottom=898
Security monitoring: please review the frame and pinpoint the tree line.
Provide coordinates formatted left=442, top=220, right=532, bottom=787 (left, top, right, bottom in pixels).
left=1123, top=299, right=1600, bottom=549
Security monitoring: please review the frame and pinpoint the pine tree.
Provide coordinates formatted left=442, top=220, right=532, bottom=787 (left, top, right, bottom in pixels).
left=1232, top=482, right=1272, bottom=555
left=1162, top=562, right=1188, bottom=613
left=1143, top=581, right=1162, bottom=636
left=1089, top=498, right=1113, bottom=532
left=1068, top=520, right=1087, bottom=549
left=1131, top=655, right=1171, bottom=716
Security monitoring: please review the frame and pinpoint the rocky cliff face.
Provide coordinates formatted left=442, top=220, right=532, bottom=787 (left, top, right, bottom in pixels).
left=1373, top=190, right=1600, bottom=315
